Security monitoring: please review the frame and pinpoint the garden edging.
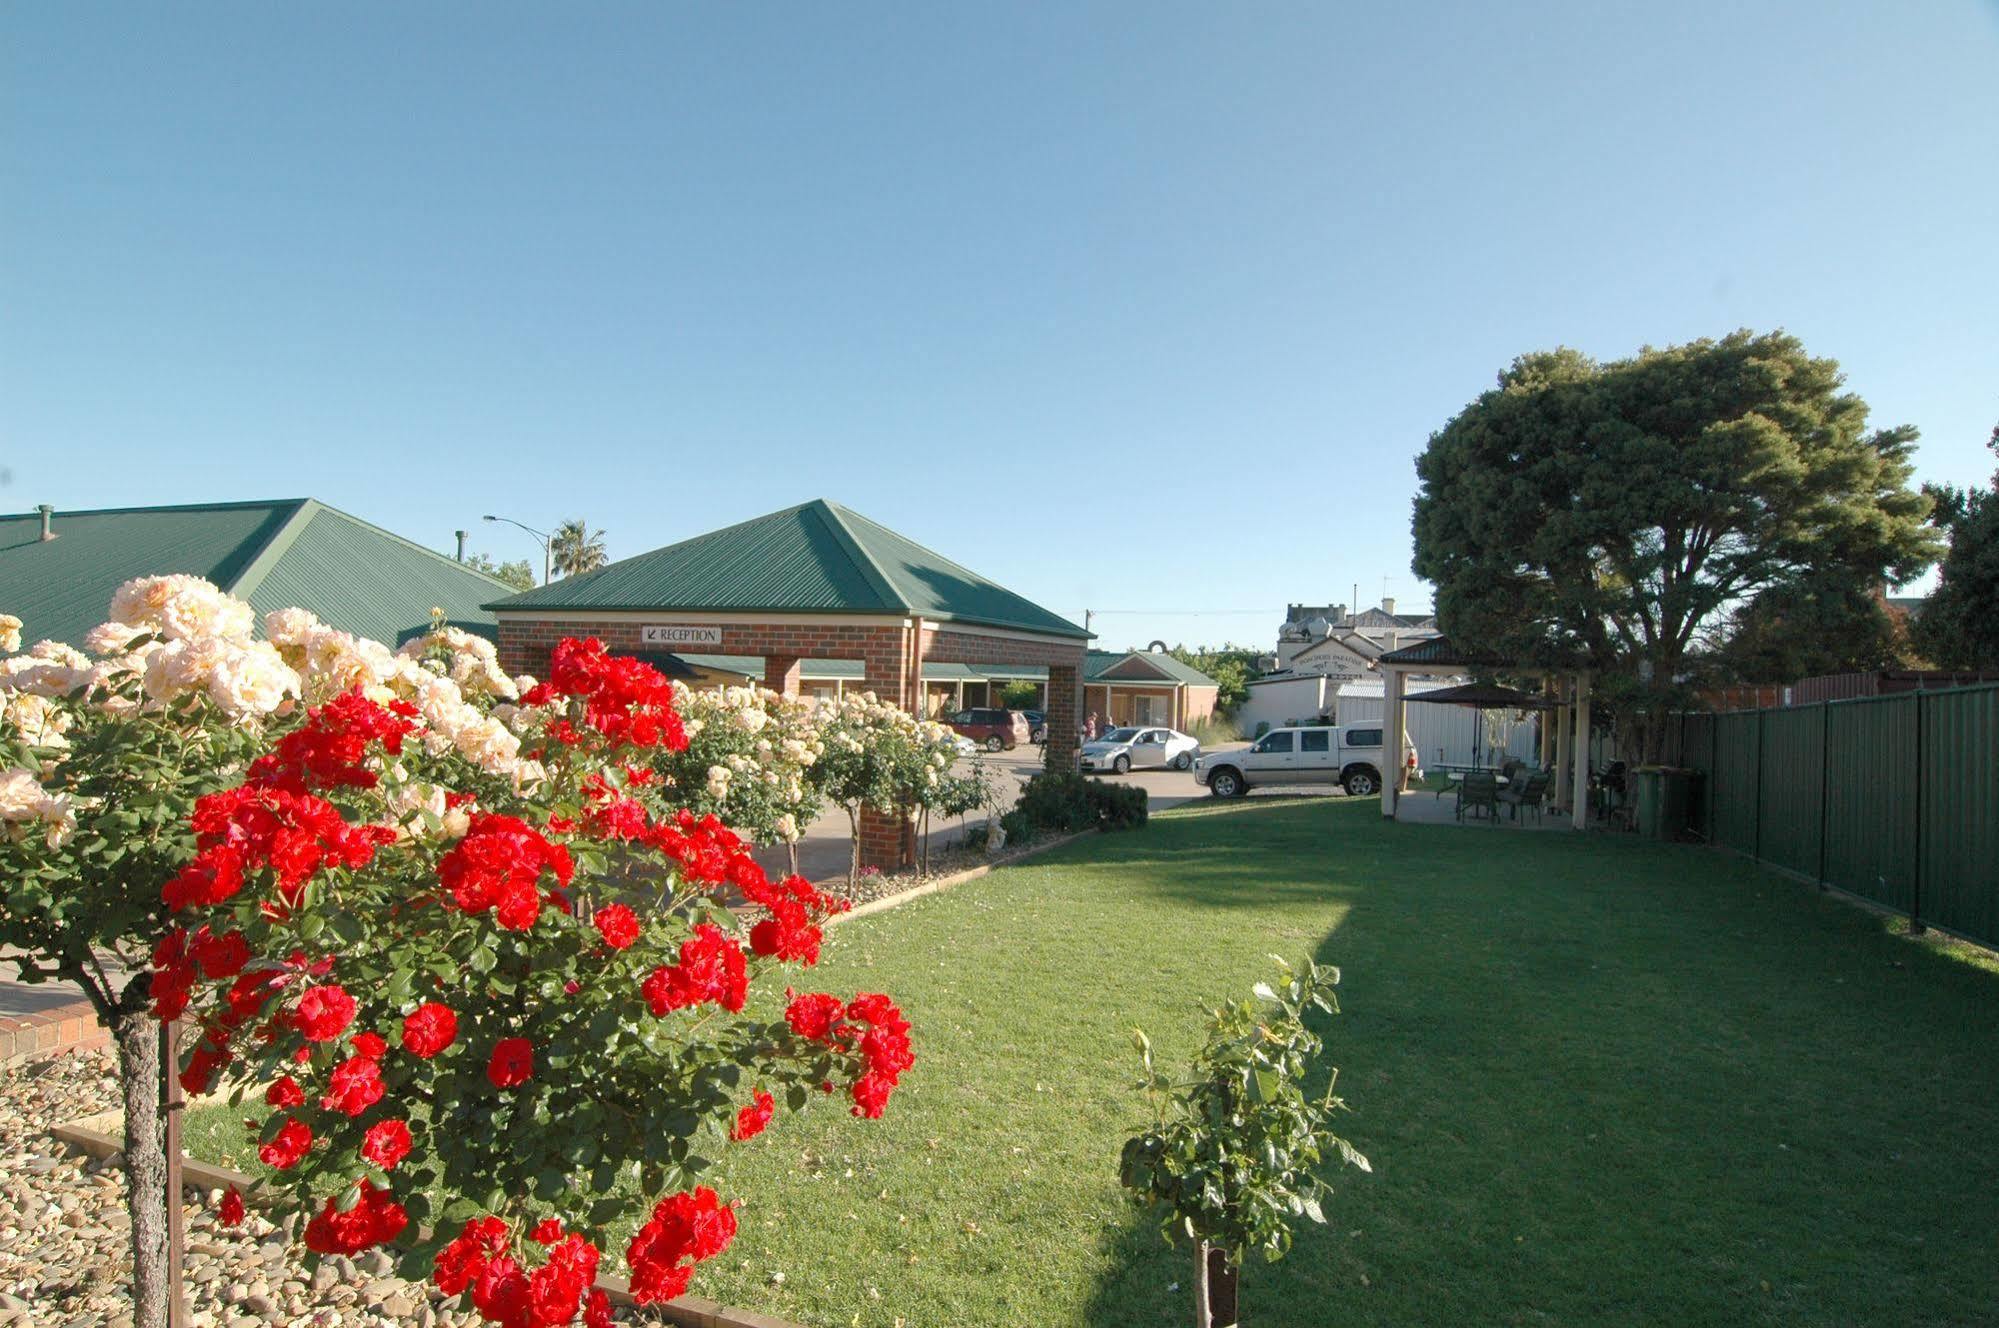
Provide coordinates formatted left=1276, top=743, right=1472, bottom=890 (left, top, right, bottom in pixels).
left=830, top=828, right=1095, bottom=925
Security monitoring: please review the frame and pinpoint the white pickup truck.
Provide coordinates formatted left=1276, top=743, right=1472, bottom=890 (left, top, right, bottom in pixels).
left=1193, top=724, right=1413, bottom=799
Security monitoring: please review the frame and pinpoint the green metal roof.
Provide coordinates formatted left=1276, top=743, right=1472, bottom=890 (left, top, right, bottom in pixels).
left=488, top=500, right=1090, bottom=640
left=674, top=653, right=766, bottom=677
left=0, top=499, right=514, bottom=649
left=1084, top=650, right=1220, bottom=687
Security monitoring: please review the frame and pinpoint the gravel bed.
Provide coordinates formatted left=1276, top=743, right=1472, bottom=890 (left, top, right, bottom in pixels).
left=0, top=1047, right=662, bottom=1327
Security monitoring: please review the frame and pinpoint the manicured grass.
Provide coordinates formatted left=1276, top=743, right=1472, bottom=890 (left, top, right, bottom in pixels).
left=189, top=798, right=1999, bottom=1327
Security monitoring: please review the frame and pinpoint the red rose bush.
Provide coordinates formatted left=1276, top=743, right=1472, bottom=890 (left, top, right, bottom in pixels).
left=155, top=630, right=913, bottom=1325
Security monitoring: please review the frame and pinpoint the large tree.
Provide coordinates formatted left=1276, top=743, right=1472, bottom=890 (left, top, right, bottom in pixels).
left=1912, top=424, right=1999, bottom=668
left=463, top=552, right=536, bottom=591
left=1411, top=330, right=1938, bottom=752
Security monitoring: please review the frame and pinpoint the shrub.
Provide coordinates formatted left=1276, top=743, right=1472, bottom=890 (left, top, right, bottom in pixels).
left=1009, top=771, right=1148, bottom=840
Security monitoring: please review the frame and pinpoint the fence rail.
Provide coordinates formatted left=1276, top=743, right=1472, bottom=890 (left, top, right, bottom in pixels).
left=1662, top=682, right=1999, bottom=949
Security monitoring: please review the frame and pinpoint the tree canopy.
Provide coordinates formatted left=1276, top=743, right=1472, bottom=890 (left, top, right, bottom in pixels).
left=464, top=552, right=536, bottom=591
left=1912, top=424, right=1999, bottom=668
left=1411, top=330, right=1938, bottom=733
left=551, top=518, right=609, bottom=578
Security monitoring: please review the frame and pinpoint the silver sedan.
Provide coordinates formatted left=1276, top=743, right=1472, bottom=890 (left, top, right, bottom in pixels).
left=1079, top=726, right=1202, bottom=774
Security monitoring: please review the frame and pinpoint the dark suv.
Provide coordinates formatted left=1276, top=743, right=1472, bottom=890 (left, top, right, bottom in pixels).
left=947, top=707, right=1031, bottom=752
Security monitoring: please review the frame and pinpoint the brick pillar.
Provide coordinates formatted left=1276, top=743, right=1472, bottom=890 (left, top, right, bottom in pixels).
left=764, top=655, right=801, bottom=696
left=1044, top=661, right=1080, bottom=773
left=855, top=624, right=917, bottom=870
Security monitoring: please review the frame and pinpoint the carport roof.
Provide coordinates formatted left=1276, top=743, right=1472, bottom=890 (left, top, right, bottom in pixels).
left=488, top=500, right=1090, bottom=640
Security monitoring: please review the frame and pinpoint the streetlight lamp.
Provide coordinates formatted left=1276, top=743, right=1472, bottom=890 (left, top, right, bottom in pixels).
left=483, top=515, right=553, bottom=586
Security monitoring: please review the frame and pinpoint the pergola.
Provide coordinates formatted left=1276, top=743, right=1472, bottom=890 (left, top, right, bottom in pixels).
left=1375, top=636, right=1595, bottom=830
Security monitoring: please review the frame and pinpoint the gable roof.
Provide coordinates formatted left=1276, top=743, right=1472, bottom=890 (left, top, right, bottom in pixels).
left=1292, top=631, right=1383, bottom=663
left=488, top=499, right=1089, bottom=640
left=1084, top=650, right=1219, bottom=687
left=0, top=499, right=514, bottom=648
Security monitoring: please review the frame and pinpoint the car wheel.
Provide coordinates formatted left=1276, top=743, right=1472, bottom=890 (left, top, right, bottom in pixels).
left=1343, top=767, right=1380, bottom=797
left=1208, top=767, right=1245, bottom=798
left=984, top=735, right=1004, bottom=753
left=1112, top=754, right=1130, bottom=774
left=1171, top=752, right=1192, bottom=771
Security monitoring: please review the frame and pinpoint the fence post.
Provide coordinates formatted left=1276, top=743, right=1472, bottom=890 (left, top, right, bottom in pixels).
left=1911, top=693, right=1925, bottom=936
left=1817, top=702, right=1831, bottom=891
left=1753, top=709, right=1765, bottom=865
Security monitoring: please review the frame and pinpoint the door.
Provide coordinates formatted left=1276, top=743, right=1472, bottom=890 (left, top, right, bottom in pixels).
left=1296, top=728, right=1338, bottom=783
left=1243, top=729, right=1297, bottom=777
left=1133, top=729, right=1169, bottom=767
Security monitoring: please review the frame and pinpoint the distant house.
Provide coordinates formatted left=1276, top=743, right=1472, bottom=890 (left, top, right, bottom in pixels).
left=1275, top=598, right=1439, bottom=673
left=1083, top=650, right=1219, bottom=730
left=0, top=499, right=513, bottom=648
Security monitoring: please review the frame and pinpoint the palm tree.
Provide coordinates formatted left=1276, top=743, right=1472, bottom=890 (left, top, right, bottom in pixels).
left=550, top=519, right=608, bottom=578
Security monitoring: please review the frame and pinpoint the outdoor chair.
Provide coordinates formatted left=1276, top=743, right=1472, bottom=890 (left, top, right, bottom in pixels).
left=1455, top=770, right=1500, bottom=822
left=1499, top=770, right=1552, bottom=823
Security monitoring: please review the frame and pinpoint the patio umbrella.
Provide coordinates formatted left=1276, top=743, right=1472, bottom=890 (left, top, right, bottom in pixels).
left=1404, top=682, right=1554, bottom=770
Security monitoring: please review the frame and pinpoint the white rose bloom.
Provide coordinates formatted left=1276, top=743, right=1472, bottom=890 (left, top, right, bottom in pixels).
left=82, top=620, right=149, bottom=656
left=509, top=761, right=547, bottom=795
left=457, top=717, right=521, bottom=774
left=110, top=574, right=202, bottom=629
left=140, top=637, right=231, bottom=705
left=159, top=582, right=255, bottom=645
left=4, top=693, right=71, bottom=747
left=0, top=614, right=21, bottom=655
left=0, top=767, right=47, bottom=820
left=263, top=607, right=323, bottom=648
left=207, top=642, right=301, bottom=722
left=774, top=813, right=798, bottom=841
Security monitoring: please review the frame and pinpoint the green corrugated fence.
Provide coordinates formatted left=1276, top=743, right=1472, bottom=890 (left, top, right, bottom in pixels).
left=1676, top=682, right=1999, bottom=948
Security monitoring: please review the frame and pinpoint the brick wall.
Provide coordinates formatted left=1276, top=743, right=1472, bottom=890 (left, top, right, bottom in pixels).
left=498, top=615, right=1088, bottom=863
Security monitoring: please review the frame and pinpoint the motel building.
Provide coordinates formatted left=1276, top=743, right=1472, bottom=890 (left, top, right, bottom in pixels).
left=488, top=500, right=1092, bottom=868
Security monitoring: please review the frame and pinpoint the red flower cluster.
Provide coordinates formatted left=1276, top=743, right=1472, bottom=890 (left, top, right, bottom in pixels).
left=730, top=1089, right=775, bottom=1142
left=401, top=1001, right=459, bottom=1058
left=149, top=925, right=250, bottom=1019
left=303, top=1179, right=408, bottom=1254
left=527, top=638, right=688, bottom=752
left=295, top=982, right=357, bottom=1041
left=647, top=809, right=844, bottom=962
left=258, top=1116, right=313, bottom=1170
left=592, top=903, right=640, bottom=950
left=265, top=1075, right=304, bottom=1108
left=434, top=1215, right=606, bottom=1328
left=745, top=872, right=844, bottom=964
left=641, top=924, right=746, bottom=1016
left=247, top=688, right=417, bottom=793
left=322, top=1054, right=385, bottom=1115
left=624, top=1187, right=737, bottom=1305
left=218, top=1186, right=245, bottom=1227
left=164, top=784, right=390, bottom=912
left=438, top=814, right=576, bottom=930
left=784, top=992, right=914, bottom=1118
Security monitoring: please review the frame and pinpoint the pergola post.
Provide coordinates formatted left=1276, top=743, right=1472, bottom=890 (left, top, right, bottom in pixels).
left=1382, top=665, right=1406, bottom=819
left=764, top=655, right=801, bottom=697
left=1571, top=670, right=1592, bottom=830
left=1551, top=676, right=1570, bottom=812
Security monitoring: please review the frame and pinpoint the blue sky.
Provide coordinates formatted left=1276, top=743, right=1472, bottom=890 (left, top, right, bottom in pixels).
left=4, top=3, right=1996, bottom=651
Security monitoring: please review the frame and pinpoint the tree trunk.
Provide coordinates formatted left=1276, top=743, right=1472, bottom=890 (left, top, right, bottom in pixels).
left=785, top=839, right=798, bottom=878
left=116, top=1003, right=172, bottom=1328
left=1195, top=1242, right=1239, bottom=1328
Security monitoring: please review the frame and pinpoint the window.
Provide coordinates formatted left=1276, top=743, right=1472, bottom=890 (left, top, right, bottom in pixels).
left=1300, top=730, right=1330, bottom=753
left=1344, top=728, right=1382, bottom=747
left=1256, top=731, right=1295, bottom=753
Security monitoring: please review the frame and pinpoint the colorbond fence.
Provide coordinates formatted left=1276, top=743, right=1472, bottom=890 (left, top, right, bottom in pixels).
left=1661, top=682, right=1999, bottom=948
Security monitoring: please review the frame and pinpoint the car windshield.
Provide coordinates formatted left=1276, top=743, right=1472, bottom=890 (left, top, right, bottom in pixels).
left=1101, top=728, right=1139, bottom=742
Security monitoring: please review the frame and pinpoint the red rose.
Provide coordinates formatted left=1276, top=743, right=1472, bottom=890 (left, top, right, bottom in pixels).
left=218, top=1187, right=246, bottom=1228
left=322, top=1055, right=385, bottom=1117
left=530, top=1218, right=565, bottom=1245
left=730, top=1089, right=775, bottom=1143
left=640, top=925, right=746, bottom=1016
left=350, top=1031, right=388, bottom=1060
left=361, top=1118, right=412, bottom=1170
left=433, top=1216, right=510, bottom=1297
left=190, top=928, right=250, bottom=979
left=264, top=1075, right=304, bottom=1109
left=593, top=903, right=640, bottom=950
left=258, top=1116, right=312, bottom=1170
left=295, top=984, right=357, bottom=1042
left=400, top=1002, right=458, bottom=1058
left=584, top=1289, right=614, bottom=1328
left=471, top=1255, right=529, bottom=1326
left=303, top=1179, right=407, bottom=1255
left=784, top=992, right=845, bottom=1043
left=487, top=1037, right=534, bottom=1089
left=625, top=1187, right=736, bottom=1305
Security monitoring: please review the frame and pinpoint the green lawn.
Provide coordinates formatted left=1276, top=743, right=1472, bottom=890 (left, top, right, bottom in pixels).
left=190, top=797, right=1999, bottom=1327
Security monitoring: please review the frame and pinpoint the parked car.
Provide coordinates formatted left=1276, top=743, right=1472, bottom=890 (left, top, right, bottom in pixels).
left=1080, top=726, right=1202, bottom=774
left=1193, top=724, right=1416, bottom=798
left=946, top=707, right=1031, bottom=752
left=1021, top=710, right=1048, bottom=743
left=944, top=732, right=980, bottom=758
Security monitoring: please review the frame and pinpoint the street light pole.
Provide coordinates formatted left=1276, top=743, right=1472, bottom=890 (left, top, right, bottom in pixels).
left=482, top=515, right=553, bottom=585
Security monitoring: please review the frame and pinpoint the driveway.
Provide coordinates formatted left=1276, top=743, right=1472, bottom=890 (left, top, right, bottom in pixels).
left=753, top=740, right=1357, bottom=883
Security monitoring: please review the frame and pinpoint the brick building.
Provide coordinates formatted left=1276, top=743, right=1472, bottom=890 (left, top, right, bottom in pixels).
left=488, top=500, right=1091, bottom=869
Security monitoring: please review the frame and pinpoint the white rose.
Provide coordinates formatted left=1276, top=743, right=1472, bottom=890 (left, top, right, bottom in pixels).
left=263, top=607, right=323, bottom=647
left=0, top=614, right=21, bottom=655
left=206, top=642, right=301, bottom=722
